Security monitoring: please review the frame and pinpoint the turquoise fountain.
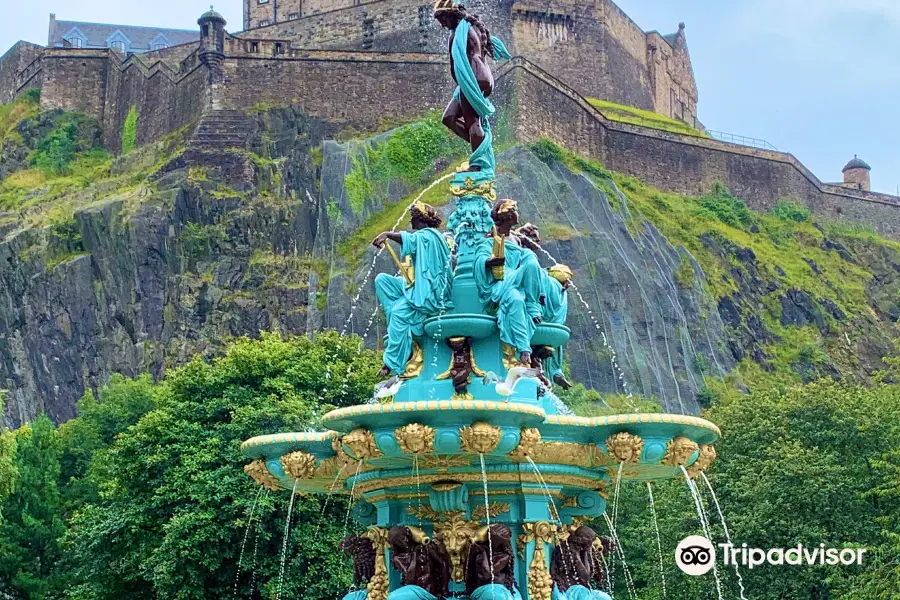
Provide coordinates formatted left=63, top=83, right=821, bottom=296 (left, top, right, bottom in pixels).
left=241, top=3, right=720, bottom=599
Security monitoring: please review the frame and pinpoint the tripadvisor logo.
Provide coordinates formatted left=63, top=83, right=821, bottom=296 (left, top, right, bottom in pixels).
left=676, top=536, right=867, bottom=576
left=676, top=535, right=716, bottom=576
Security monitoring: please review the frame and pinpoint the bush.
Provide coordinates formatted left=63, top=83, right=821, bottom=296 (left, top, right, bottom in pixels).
left=771, top=199, right=811, bottom=223
left=32, top=122, right=77, bottom=175
left=121, top=105, right=138, bottom=154
left=697, top=182, right=755, bottom=230
left=529, top=138, right=564, bottom=166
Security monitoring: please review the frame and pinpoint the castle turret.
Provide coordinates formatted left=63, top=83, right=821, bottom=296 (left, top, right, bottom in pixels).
left=198, top=6, right=226, bottom=57
left=842, top=155, right=871, bottom=191
left=198, top=6, right=227, bottom=109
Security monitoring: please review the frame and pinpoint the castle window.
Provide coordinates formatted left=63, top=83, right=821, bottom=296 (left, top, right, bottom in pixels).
left=259, top=19, right=271, bottom=27
left=275, top=42, right=284, bottom=54
left=250, top=41, right=259, bottom=53
left=202, top=25, right=209, bottom=36
left=66, top=37, right=83, bottom=48
left=288, top=12, right=299, bottom=20
left=152, top=43, right=169, bottom=51
left=110, top=40, right=126, bottom=52
left=258, top=0, right=269, bottom=3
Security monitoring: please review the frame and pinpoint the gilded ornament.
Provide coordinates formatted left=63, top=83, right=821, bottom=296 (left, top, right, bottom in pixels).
left=394, top=423, right=436, bottom=455
left=686, top=444, right=717, bottom=478
left=354, top=470, right=605, bottom=496
left=401, top=341, right=424, bottom=380
left=244, top=459, right=282, bottom=491
left=281, top=451, right=317, bottom=479
left=605, top=432, right=644, bottom=464
left=343, top=428, right=383, bottom=461
left=363, top=527, right=390, bottom=600
left=451, top=177, right=497, bottom=201
left=502, top=343, right=525, bottom=369
left=416, top=454, right=472, bottom=469
left=314, top=436, right=364, bottom=481
left=459, top=422, right=503, bottom=454
left=518, top=521, right=556, bottom=600
left=433, top=512, right=481, bottom=581
left=528, top=441, right=611, bottom=469
left=508, top=427, right=542, bottom=460
left=408, top=505, right=455, bottom=523
left=663, top=436, right=699, bottom=467
left=471, top=502, right=510, bottom=521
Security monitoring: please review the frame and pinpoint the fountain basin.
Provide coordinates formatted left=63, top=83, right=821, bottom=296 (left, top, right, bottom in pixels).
left=241, top=408, right=721, bottom=494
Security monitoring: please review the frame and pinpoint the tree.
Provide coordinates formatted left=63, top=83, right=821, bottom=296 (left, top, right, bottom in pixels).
left=57, top=374, right=157, bottom=508
left=605, top=377, right=900, bottom=600
left=0, top=416, right=65, bottom=599
left=63, top=332, right=379, bottom=600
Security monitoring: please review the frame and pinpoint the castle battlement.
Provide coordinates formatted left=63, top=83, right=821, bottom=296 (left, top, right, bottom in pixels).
left=0, top=2, right=894, bottom=238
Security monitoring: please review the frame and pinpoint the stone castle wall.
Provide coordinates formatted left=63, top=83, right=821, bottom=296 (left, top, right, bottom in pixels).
left=506, top=59, right=900, bottom=238
left=100, top=52, right=208, bottom=149
left=216, top=51, right=451, bottom=131
left=36, top=48, right=209, bottom=150
left=0, top=41, right=45, bottom=103
left=235, top=0, right=694, bottom=116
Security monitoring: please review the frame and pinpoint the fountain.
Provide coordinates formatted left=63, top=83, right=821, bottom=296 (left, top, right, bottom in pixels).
left=241, top=3, right=721, bottom=599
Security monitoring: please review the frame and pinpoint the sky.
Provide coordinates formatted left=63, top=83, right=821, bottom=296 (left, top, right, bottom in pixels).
left=1, top=0, right=897, bottom=194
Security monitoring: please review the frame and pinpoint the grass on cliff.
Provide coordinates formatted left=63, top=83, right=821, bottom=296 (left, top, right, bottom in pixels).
left=530, top=138, right=899, bottom=393
left=0, top=89, right=41, bottom=143
left=342, top=112, right=468, bottom=215
left=587, top=98, right=709, bottom=138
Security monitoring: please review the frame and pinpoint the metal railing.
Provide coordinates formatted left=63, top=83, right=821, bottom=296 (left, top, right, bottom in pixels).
left=706, top=129, right=777, bottom=151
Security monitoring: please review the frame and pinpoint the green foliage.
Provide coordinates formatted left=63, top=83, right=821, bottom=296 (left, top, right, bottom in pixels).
left=528, top=138, right=564, bottom=166
left=696, top=182, right=756, bottom=230
left=32, top=121, right=77, bottom=175
left=0, top=415, right=16, bottom=526
left=558, top=383, right=662, bottom=416
left=342, top=114, right=467, bottom=214
left=586, top=97, right=709, bottom=138
left=180, top=221, right=228, bottom=262
left=0, top=333, right=380, bottom=600
left=608, top=376, right=900, bottom=600
left=771, top=199, right=811, bottom=223
left=0, top=416, right=65, bottom=598
left=122, top=105, right=139, bottom=154
left=0, top=91, right=40, bottom=141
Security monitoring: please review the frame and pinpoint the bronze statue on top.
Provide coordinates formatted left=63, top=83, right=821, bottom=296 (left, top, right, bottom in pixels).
left=434, top=1, right=495, bottom=159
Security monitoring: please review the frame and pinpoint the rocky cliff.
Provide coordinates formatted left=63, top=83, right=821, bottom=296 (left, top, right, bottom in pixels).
left=2, top=95, right=899, bottom=427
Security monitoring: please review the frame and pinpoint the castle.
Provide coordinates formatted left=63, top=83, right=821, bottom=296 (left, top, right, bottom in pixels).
left=0, top=0, right=891, bottom=234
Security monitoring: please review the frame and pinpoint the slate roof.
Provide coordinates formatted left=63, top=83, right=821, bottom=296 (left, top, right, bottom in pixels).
left=843, top=156, right=871, bottom=171
left=51, top=19, right=197, bottom=53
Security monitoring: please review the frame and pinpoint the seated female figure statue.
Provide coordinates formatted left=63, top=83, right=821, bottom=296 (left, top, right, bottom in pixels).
left=373, top=202, right=453, bottom=377
left=550, top=526, right=613, bottom=600
left=473, top=199, right=544, bottom=365
left=513, top=224, right=574, bottom=389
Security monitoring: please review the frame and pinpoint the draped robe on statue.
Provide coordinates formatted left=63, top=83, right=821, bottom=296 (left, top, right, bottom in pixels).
left=540, top=273, right=569, bottom=379
left=473, top=238, right=543, bottom=355
left=375, top=228, right=452, bottom=375
left=450, top=19, right=511, bottom=178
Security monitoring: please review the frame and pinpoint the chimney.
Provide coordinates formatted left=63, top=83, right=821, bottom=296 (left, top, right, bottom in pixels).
left=48, top=13, right=56, bottom=47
